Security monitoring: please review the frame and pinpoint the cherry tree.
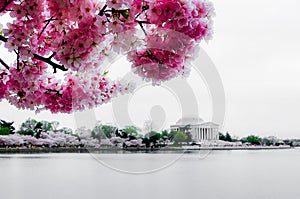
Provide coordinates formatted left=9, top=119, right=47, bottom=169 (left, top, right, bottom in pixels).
left=0, top=0, right=215, bottom=113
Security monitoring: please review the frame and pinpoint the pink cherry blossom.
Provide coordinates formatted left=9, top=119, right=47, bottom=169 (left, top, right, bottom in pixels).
left=0, top=0, right=215, bottom=112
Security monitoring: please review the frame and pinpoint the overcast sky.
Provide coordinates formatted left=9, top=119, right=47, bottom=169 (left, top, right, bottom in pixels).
left=1, top=0, right=300, bottom=139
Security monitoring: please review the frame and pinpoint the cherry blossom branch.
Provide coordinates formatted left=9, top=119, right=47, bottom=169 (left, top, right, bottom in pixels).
left=38, top=17, right=56, bottom=40
left=0, top=35, right=67, bottom=73
left=0, top=35, right=8, bottom=42
left=45, top=89, right=61, bottom=96
left=33, top=53, right=68, bottom=73
left=0, top=0, right=14, bottom=13
left=14, top=48, right=20, bottom=70
left=0, top=58, right=10, bottom=70
left=146, top=49, right=163, bottom=65
left=99, top=5, right=108, bottom=16
left=137, top=20, right=150, bottom=36
left=135, top=5, right=149, bottom=19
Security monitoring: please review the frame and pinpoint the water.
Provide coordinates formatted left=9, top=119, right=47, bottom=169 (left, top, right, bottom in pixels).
left=1, top=148, right=300, bottom=199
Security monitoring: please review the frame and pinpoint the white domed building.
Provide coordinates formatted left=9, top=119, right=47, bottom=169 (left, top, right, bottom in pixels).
left=170, top=116, right=219, bottom=141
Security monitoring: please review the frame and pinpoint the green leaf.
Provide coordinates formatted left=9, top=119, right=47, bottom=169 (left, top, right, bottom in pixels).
left=119, top=9, right=129, bottom=20
left=103, top=71, right=109, bottom=76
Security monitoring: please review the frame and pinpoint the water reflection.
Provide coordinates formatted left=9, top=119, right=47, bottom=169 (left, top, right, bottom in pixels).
left=0, top=149, right=300, bottom=199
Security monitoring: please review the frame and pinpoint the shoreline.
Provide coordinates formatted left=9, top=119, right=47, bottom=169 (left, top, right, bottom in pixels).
left=0, top=145, right=293, bottom=154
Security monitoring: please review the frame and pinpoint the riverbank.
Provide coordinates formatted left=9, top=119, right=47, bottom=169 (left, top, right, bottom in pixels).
left=0, top=145, right=292, bottom=154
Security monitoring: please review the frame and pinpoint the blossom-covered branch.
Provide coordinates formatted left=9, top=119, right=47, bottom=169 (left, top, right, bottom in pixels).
left=0, top=0, right=215, bottom=113
left=0, top=35, right=67, bottom=72
left=33, top=53, right=68, bottom=73
left=0, top=0, right=14, bottom=13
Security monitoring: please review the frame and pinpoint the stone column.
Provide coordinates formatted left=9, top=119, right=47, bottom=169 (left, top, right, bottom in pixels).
left=200, top=128, right=203, bottom=140
left=207, top=128, right=209, bottom=140
left=214, top=129, right=217, bottom=140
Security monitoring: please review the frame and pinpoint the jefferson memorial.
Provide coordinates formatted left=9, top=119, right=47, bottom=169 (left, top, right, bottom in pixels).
left=170, top=116, right=219, bottom=141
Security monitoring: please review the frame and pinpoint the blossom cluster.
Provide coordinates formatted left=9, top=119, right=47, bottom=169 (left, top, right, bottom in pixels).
left=0, top=132, right=98, bottom=147
left=0, top=0, right=215, bottom=113
left=1, top=61, right=134, bottom=113
left=0, top=131, right=145, bottom=148
left=0, top=68, right=9, bottom=99
left=128, top=0, right=215, bottom=84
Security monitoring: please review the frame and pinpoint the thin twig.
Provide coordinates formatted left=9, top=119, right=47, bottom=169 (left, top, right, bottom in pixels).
left=14, top=48, right=20, bottom=70
left=38, top=17, right=56, bottom=40
left=45, top=89, right=61, bottom=95
left=135, top=5, right=149, bottom=19
left=0, top=58, right=10, bottom=70
left=137, top=20, right=150, bottom=36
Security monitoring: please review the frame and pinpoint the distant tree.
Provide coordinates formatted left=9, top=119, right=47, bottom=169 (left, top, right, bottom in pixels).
left=18, top=129, right=34, bottom=136
left=149, top=131, right=161, bottom=145
left=18, top=119, right=54, bottom=138
left=186, top=132, right=192, bottom=143
left=231, top=136, right=239, bottom=142
left=0, top=127, right=10, bottom=135
left=283, top=139, right=293, bottom=146
left=101, top=125, right=118, bottom=138
left=225, top=132, right=232, bottom=142
left=0, top=120, right=15, bottom=134
left=262, top=137, right=272, bottom=146
left=34, top=121, right=43, bottom=138
left=116, top=129, right=129, bottom=139
left=142, top=137, right=151, bottom=148
left=122, top=126, right=140, bottom=136
left=39, top=121, right=53, bottom=132
left=161, top=130, right=169, bottom=141
left=91, top=124, right=117, bottom=141
left=51, top=121, right=60, bottom=131
left=246, top=135, right=262, bottom=145
left=179, top=125, right=191, bottom=134
left=173, top=131, right=188, bottom=145
left=219, top=132, right=226, bottom=141
left=57, top=127, right=73, bottom=134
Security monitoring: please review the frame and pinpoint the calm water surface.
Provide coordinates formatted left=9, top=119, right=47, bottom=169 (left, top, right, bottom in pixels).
left=1, top=148, right=300, bottom=199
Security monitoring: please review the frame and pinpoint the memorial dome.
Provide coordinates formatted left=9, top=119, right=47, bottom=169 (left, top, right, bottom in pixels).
left=176, top=116, right=204, bottom=125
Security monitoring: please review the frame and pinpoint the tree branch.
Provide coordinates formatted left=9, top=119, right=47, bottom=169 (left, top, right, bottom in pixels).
left=99, top=5, right=107, bottom=16
left=0, top=0, right=14, bottom=13
left=136, top=20, right=150, bottom=36
left=135, top=5, right=149, bottom=19
left=0, top=58, right=10, bottom=70
left=0, top=35, right=8, bottom=42
left=38, top=17, right=56, bottom=40
left=45, top=89, right=61, bottom=96
left=14, top=48, right=20, bottom=70
left=0, top=34, right=67, bottom=73
left=33, top=54, right=68, bottom=73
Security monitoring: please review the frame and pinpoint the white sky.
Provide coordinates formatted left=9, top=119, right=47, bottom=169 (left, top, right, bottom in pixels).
left=1, top=0, right=300, bottom=139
